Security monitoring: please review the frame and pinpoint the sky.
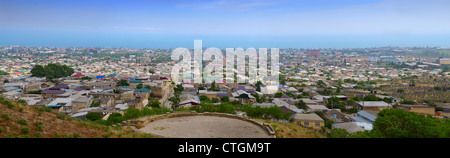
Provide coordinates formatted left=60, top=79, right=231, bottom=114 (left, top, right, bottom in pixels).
left=1, top=0, right=450, bottom=49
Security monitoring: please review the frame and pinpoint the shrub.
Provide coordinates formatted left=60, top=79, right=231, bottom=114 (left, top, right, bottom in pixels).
left=86, top=113, right=103, bottom=121
left=55, top=113, right=66, bottom=120
left=2, top=99, right=14, bottom=108
left=17, top=99, right=27, bottom=106
left=34, top=132, right=41, bottom=138
left=72, top=133, right=81, bottom=138
left=21, top=127, right=30, bottom=134
left=105, top=113, right=125, bottom=125
left=37, top=125, right=43, bottom=131
left=38, top=106, right=53, bottom=112
left=1, top=113, right=9, bottom=120
left=0, top=126, right=3, bottom=132
left=17, top=119, right=28, bottom=125
left=18, top=107, right=24, bottom=112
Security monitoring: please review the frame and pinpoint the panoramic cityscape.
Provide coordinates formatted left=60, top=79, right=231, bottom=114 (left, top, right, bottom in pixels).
left=1, top=0, right=450, bottom=143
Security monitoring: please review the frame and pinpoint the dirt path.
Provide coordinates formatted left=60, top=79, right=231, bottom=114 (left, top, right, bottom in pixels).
left=138, top=115, right=272, bottom=138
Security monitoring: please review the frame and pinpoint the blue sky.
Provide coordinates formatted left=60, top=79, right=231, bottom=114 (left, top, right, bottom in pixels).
left=1, top=0, right=450, bottom=48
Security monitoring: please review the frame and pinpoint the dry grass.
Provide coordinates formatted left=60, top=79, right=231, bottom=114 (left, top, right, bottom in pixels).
left=253, top=119, right=325, bottom=138
left=0, top=100, right=153, bottom=138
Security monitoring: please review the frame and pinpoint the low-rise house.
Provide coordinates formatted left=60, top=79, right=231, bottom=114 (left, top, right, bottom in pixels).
left=18, top=97, right=42, bottom=106
left=397, top=104, right=435, bottom=116
left=332, top=122, right=368, bottom=133
left=252, top=102, right=275, bottom=108
left=41, top=89, right=66, bottom=99
left=99, top=97, right=115, bottom=108
left=435, top=103, right=450, bottom=118
left=306, top=105, right=330, bottom=112
left=323, top=109, right=352, bottom=123
left=293, top=113, right=325, bottom=132
left=121, top=91, right=135, bottom=101
left=46, top=98, right=75, bottom=113
left=231, top=90, right=256, bottom=104
left=178, top=96, right=200, bottom=108
left=350, top=110, right=378, bottom=123
left=49, top=84, right=69, bottom=90
left=272, top=98, right=303, bottom=113
left=129, top=80, right=142, bottom=86
left=323, top=95, right=348, bottom=103
left=143, top=80, right=169, bottom=97
left=63, top=80, right=80, bottom=84
left=1, top=90, right=22, bottom=100
left=356, top=101, right=391, bottom=111
left=24, top=82, right=42, bottom=93
left=71, top=96, right=92, bottom=111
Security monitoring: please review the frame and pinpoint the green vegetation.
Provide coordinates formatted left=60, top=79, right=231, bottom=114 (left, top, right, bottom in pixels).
left=30, top=64, right=74, bottom=79
left=148, top=100, right=161, bottom=109
left=116, top=79, right=130, bottom=87
left=1, top=98, right=14, bottom=108
left=0, top=70, right=8, bottom=76
left=174, top=84, right=184, bottom=93
left=90, top=101, right=100, bottom=107
left=86, top=113, right=103, bottom=121
left=17, top=99, right=27, bottom=106
left=17, top=119, right=28, bottom=125
left=314, top=111, right=334, bottom=129
left=21, top=127, right=30, bottom=134
left=38, top=106, right=53, bottom=112
left=329, top=109, right=450, bottom=138
left=26, top=90, right=42, bottom=94
left=148, top=68, right=155, bottom=74
left=241, top=104, right=292, bottom=121
left=274, top=92, right=283, bottom=98
left=2, top=113, right=10, bottom=120
left=123, top=107, right=172, bottom=120
left=208, top=81, right=220, bottom=91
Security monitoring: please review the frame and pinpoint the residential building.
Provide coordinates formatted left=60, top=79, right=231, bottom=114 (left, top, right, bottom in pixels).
left=293, top=113, right=325, bottom=132
left=356, top=101, right=391, bottom=111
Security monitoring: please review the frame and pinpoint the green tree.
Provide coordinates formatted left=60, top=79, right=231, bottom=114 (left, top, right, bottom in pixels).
left=199, top=95, right=210, bottom=102
left=106, top=113, right=125, bottom=125
left=174, top=84, right=184, bottom=93
left=123, top=107, right=141, bottom=120
left=168, top=96, right=180, bottom=106
left=255, top=81, right=263, bottom=92
left=221, top=96, right=229, bottom=102
left=274, top=92, right=283, bottom=98
left=149, top=100, right=161, bottom=109
left=295, top=100, right=307, bottom=109
left=317, top=80, right=326, bottom=88
left=136, top=83, right=143, bottom=89
left=90, top=101, right=100, bottom=107
left=371, top=109, right=448, bottom=138
left=364, top=95, right=380, bottom=101
left=117, top=79, right=129, bottom=87
left=148, top=68, right=155, bottom=74
left=209, top=81, right=219, bottom=91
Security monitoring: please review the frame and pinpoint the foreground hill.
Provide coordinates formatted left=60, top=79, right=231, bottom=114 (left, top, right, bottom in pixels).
left=0, top=97, right=152, bottom=138
left=254, top=119, right=325, bottom=138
